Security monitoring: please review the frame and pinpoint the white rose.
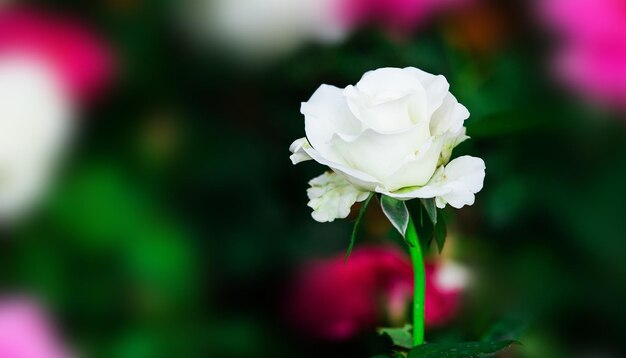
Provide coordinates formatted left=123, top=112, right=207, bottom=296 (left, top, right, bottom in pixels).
left=0, top=56, right=74, bottom=223
left=290, top=67, right=485, bottom=222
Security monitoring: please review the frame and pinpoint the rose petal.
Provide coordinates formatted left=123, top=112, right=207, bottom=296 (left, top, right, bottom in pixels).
left=306, top=171, right=370, bottom=222
left=289, top=137, right=380, bottom=191
left=331, top=120, right=430, bottom=181
left=301, top=84, right=361, bottom=158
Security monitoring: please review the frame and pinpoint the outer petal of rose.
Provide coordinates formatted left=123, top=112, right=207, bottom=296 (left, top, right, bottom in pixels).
left=306, top=172, right=370, bottom=222
left=301, top=84, right=361, bottom=158
left=429, top=93, right=469, bottom=137
left=331, top=120, right=430, bottom=181
left=289, top=137, right=313, bottom=164
left=438, top=127, right=469, bottom=166
left=289, top=137, right=380, bottom=191
left=436, top=156, right=486, bottom=209
left=376, top=184, right=451, bottom=200
left=380, top=136, right=444, bottom=191
left=375, top=166, right=451, bottom=200
left=378, top=155, right=485, bottom=203
left=404, top=67, right=450, bottom=117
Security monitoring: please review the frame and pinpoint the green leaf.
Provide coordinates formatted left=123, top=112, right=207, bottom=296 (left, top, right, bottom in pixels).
left=381, top=196, right=410, bottom=237
left=420, top=199, right=437, bottom=226
left=481, top=316, right=529, bottom=342
left=434, top=211, right=447, bottom=253
left=371, top=354, right=406, bottom=358
left=345, top=193, right=374, bottom=263
left=378, top=325, right=413, bottom=349
left=407, top=200, right=434, bottom=249
left=408, top=341, right=517, bottom=358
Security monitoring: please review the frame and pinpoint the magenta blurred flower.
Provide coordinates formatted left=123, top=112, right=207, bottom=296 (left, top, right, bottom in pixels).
left=541, top=0, right=626, bottom=111
left=0, top=297, right=74, bottom=358
left=424, top=259, right=468, bottom=327
left=287, top=246, right=468, bottom=340
left=0, top=7, right=114, bottom=102
left=337, top=0, right=471, bottom=35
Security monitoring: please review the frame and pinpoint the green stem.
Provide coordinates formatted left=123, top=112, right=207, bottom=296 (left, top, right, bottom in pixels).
left=406, top=216, right=425, bottom=346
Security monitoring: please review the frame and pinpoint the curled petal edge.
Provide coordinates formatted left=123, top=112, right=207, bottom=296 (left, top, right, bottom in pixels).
left=289, top=137, right=380, bottom=191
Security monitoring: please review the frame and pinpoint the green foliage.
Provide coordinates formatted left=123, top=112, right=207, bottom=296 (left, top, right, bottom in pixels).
left=481, top=316, right=530, bottom=342
left=371, top=354, right=406, bottom=358
left=381, top=196, right=410, bottom=238
left=407, top=341, right=517, bottom=358
left=434, top=211, right=447, bottom=253
left=420, top=199, right=437, bottom=226
left=378, top=325, right=414, bottom=349
left=345, top=193, right=374, bottom=262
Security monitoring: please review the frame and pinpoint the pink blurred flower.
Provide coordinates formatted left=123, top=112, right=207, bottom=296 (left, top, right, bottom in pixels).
left=541, top=0, right=626, bottom=111
left=337, top=0, right=472, bottom=35
left=424, top=259, right=469, bottom=326
left=287, top=246, right=468, bottom=341
left=0, top=7, right=114, bottom=102
left=0, top=297, right=74, bottom=358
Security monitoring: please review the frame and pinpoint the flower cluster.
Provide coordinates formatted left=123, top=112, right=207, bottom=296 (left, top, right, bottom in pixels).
left=290, top=67, right=485, bottom=222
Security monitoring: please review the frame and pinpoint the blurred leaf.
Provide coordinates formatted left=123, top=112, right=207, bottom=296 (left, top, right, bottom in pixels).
left=408, top=341, right=517, bottom=358
left=111, top=329, right=159, bottom=358
left=381, top=196, right=409, bottom=238
left=371, top=354, right=405, bottom=358
left=378, top=325, right=413, bottom=349
left=345, top=193, right=374, bottom=263
left=47, top=165, right=151, bottom=247
left=420, top=199, right=437, bottom=226
left=434, top=212, right=447, bottom=253
left=482, top=316, right=530, bottom=342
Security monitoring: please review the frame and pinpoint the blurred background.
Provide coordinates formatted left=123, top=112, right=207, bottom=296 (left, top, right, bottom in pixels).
left=1, top=0, right=626, bottom=357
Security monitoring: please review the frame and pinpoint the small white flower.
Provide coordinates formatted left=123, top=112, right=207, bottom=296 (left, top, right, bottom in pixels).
left=306, top=171, right=370, bottom=223
left=290, top=67, right=485, bottom=216
left=0, top=56, right=74, bottom=222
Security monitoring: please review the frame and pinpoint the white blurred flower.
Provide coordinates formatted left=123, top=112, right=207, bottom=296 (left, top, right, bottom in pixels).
left=0, top=56, right=74, bottom=222
left=186, top=0, right=346, bottom=60
left=434, top=260, right=471, bottom=292
left=290, top=67, right=485, bottom=221
left=306, top=171, right=369, bottom=222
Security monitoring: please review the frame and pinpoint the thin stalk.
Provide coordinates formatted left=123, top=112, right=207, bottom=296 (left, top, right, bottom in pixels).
left=406, top=216, right=425, bottom=346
